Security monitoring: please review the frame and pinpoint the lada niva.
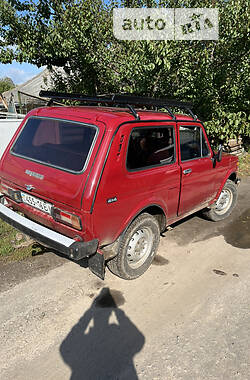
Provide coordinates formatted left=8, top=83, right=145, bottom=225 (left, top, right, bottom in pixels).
left=0, top=93, right=240, bottom=279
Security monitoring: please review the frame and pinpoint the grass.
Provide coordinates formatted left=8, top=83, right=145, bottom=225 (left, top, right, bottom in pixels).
left=0, top=220, right=34, bottom=263
left=238, top=152, right=250, bottom=177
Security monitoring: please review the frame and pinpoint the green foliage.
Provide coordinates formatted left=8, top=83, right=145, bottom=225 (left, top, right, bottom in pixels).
left=204, top=111, right=250, bottom=144
left=0, top=0, right=249, bottom=143
left=0, top=76, right=15, bottom=93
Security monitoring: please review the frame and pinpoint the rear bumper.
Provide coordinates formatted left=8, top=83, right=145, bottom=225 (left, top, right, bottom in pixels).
left=0, top=197, right=98, bottom=260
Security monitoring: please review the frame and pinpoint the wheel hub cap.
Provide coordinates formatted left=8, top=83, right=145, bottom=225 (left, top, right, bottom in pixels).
left=127, top=228, right=153, bottom=269
left=215, top=189, right=232, bottom=214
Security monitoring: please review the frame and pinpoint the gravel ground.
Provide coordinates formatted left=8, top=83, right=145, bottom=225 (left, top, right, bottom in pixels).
left=0, top=178, right=249, bottom=380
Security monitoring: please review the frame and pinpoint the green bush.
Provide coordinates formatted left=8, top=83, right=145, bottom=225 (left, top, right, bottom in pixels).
left=204, top=111, right=250, bottom=146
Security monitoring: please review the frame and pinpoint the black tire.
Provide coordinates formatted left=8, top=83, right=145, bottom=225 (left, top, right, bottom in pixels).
left=107, top=213, right=160, bottom=280
left=202, top=180, right=238, bottom=222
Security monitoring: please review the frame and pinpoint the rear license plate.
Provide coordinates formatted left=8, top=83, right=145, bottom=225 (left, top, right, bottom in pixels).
left=21, top=192, right=52, bottom=215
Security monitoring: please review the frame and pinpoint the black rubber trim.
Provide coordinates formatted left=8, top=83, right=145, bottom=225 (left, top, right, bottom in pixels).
left=69, top=240, right=99, bottom=260
left=88, top=252, right=105, bottom=280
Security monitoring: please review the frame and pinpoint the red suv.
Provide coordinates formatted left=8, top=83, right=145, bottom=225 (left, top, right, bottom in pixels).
left=0, top=93, right=240, bottom=280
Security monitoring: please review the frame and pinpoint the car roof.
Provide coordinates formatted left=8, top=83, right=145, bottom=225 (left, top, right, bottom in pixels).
left=31, top=106, right=200, bottom=128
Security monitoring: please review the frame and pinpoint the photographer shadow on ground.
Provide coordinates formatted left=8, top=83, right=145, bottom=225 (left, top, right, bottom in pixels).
left=60, top=287, right=145, bottom=380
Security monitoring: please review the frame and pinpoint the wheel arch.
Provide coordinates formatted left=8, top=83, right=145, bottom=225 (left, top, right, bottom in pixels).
left=101, top=203, right=166, bottom=260
left=137, top=204, right=167, bottom=233
left=106, top=208, right=162, bottom=279
left=120, top=203, right=167, bottom=238
left=214, top=170, right=238, bottom=201
left=228, top=172, right=237, bottom=182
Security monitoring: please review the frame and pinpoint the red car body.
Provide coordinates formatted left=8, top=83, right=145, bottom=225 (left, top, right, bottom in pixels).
left=0, top=105, right=239, bottom=278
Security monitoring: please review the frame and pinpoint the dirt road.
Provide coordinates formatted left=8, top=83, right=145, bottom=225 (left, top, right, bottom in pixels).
left=0, top=178, right=249, bottom=380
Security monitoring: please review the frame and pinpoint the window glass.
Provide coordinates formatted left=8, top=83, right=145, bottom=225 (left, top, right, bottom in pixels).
left=127, top=126, right=175, bottom=170
left=180, top=126, right=210, bottom=161
left=11, top=117, right=97, bottom=172
left=180, top=126, right=201, bottom=161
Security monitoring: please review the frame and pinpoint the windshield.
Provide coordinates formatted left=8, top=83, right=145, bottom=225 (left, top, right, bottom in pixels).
left=11, top=117, right=98, bottom=173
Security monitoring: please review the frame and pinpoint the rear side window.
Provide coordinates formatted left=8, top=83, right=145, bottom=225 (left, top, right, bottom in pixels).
left=127, top=126, right=175, bottom=170
left=11, top=117, right=97, bottom=172
left=179, top=126, right=210, bottom=161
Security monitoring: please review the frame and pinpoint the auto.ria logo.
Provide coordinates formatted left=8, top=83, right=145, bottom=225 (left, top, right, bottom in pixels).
left=113, top=8, right=219, bottom=41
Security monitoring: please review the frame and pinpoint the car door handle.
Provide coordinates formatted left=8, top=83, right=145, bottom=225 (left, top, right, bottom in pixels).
left=183, top=168, right=192, bottom=174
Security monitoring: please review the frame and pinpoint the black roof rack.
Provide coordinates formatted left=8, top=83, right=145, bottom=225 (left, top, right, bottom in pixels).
left=39, top=91, right=196, bottom=121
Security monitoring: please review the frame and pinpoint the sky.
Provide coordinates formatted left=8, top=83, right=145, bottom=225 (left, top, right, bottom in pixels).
left=0, top=61, right=44, bottom=85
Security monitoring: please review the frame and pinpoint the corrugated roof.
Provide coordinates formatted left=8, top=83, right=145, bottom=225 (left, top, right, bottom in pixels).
left=2, top=68, right=53, bottom=104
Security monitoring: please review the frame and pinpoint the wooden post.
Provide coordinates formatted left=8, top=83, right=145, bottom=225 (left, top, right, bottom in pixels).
left=0, top=93, right=8, bottom=110
left=17, top=91, right=23, bottom=114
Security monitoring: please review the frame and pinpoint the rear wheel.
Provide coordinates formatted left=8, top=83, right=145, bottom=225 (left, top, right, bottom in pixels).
left=202, top=180, right=238, bottom=221
left=107, top=213, right=160, bottom=280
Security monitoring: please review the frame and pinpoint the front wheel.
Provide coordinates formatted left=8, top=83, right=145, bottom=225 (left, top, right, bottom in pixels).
left=202, top=180, right=238, bottom=221
left=107, top=213, right=160, bottom=280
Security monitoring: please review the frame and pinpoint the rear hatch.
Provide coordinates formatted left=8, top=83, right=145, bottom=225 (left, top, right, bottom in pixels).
left=0, top=115, right=100, bottom=210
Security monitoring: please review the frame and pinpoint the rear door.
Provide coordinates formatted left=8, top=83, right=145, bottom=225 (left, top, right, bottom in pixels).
left=0, top=116, right=103, bottom=209
left=123, top=124, right=180, bottom=223
left=177, top=123, right=216, bottom=216
left=93, top=122, right=181, bottom=245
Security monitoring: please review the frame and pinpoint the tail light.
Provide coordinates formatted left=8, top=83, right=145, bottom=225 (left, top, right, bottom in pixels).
left=53, top=208, right=82, bottom=230
left=0, top=184, right=22, bottom=202
left=0, top=183, right=9, bottom=196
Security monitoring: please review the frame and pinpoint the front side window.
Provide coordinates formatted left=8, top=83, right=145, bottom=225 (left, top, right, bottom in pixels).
left=127, top=126, right=175, bottom=170
left=11, top=117, right=97, bottom=172
left=179, top=126, right=210, bottom=161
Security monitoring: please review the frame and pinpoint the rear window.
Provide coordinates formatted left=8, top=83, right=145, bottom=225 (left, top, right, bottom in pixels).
left=11, top=117, right=98, bottom=172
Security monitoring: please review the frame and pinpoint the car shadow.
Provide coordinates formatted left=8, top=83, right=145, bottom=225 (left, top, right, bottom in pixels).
left=60, top=287, right=145, bottom=380
left=32, top=243, right=89, bottom=268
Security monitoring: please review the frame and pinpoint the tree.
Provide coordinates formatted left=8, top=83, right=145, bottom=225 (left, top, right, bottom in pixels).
left=0, top=77, right=15, bottom=93
left=0, top=0, right=249, bottom=143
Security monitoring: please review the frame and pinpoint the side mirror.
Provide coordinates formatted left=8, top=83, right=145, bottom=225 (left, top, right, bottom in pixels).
left=217, top=144, right=223, bottom=162
left=212, top=144, right=223, bottom=167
